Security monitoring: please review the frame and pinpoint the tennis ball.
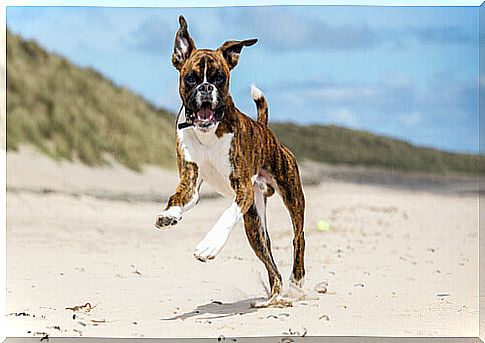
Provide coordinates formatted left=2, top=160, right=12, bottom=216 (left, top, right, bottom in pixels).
left=317, top=219, right=330, bottom=232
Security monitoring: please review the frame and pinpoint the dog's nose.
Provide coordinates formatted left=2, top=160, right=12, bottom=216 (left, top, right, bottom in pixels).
left=198, top=82, right=214, bottom=94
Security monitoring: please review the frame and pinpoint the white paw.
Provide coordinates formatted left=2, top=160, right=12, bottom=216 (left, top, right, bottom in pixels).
left=290, top=274, right=305, bottom=288
left=251, top=294, right=293, bottom=308
left=285, top=278, right=307, bottom=301
left=154, top=206, right=182, bottom=229
left=194, top=229, right=230, bottom=262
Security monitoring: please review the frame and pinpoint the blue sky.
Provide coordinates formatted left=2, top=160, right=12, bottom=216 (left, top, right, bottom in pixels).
left=7, top=5, right=480, bottom=153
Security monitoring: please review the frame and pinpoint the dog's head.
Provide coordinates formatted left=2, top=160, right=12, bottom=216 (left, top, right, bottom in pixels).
left=172, top=16, right=257, bottom=131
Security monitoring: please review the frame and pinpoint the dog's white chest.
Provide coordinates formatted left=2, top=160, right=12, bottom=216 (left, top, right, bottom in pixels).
left=178, top=127, right=234, bottom=198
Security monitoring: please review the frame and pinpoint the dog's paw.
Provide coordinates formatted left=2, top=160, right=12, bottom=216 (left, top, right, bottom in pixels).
left=193, top=230, right=229, bottom=262
left=251, top=294, right=293, bottom=308
left=285, top=277, right=308, bottom=301
left=290, top=274, right=305, bottom=288
left=154, top=207, right=182, bottom=229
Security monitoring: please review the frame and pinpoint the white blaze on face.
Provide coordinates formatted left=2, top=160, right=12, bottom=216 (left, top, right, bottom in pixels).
left=203, top=60, right=208, bottom=83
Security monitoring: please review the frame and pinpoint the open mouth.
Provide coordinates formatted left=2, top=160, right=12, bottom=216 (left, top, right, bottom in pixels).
left=193, top=104, right=220, bottom=130
left=195, top=105, right=215, bottom=125
left=182, top=103, right=224, bottom=131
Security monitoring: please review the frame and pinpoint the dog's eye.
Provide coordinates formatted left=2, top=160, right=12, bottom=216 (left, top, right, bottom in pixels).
left=214, top=74, right=225, bottom=84
left=185, top=75, right=196, bottom=85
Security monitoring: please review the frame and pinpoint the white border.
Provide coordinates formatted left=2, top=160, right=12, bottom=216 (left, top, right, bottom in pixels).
left=3, top=0, right=484, bottom=7
left=0, top=1, right=482, bottom=342
left=1, top=2, right=6, bottom=341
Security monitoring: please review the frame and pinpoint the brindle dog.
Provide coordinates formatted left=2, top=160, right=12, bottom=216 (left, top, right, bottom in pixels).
left=155, top=16, right=305, bottom=308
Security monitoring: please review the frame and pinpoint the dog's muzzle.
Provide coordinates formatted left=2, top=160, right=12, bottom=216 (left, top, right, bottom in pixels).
left=177, top=81, right=225, bottom=131
left=178, top=105, right=224, bottom=130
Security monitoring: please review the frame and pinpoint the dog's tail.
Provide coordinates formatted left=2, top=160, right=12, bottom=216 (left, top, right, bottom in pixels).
left=251, top=84, right=268, bottom=126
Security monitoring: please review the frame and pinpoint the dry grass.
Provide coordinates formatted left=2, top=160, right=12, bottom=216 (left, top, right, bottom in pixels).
left=271, top=123, right=483, bottom=175
left=7, top=30, right=176, bottom=171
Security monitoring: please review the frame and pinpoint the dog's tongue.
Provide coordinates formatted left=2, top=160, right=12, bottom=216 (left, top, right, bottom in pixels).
left=197, top=106, right=214, bottom=120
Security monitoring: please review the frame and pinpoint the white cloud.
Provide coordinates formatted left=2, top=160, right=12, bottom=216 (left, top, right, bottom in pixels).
left=400, top=111, right=421, bottom=127
left=329, top=109, right=358, bottom=127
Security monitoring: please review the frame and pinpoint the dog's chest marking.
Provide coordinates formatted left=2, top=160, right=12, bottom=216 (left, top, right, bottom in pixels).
left=178, top=127, right=234, bottom=197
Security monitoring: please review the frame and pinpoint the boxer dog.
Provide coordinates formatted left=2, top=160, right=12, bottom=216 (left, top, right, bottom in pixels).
left=154, top=16, right=305, bottom=308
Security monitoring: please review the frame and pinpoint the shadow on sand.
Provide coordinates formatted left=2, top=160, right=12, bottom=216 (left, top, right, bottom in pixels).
left=161, top=297, right=263, bottom=321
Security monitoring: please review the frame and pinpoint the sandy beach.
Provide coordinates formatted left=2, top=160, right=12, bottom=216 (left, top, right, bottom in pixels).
left=6, top=149, right=479, bottom=338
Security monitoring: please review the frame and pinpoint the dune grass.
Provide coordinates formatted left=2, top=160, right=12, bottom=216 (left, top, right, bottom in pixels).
left=7, top=30, right=483, bottom=175
left=271, top=123, right=482, bottom=175
left=7, top=30, right=176, bottom=171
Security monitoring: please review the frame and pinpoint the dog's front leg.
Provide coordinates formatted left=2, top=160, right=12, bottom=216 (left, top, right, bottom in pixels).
left=154, top=160, right=200, bottom=229
left=194, top=172, right=253, bottom=262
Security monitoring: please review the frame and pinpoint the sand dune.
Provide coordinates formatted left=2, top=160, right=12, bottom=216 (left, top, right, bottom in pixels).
left=6, top=149, right=479, bottom=338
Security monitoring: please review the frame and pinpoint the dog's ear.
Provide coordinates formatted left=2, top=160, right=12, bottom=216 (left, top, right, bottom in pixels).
left=217, top=39, right=258, bottom=70
left=172, top=15, right=196, bottom=70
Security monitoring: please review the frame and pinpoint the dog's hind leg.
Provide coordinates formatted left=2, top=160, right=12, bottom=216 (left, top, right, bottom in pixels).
left=274, top=147, right=306, bottom=289
left=244, top=187, right=291, bottom=308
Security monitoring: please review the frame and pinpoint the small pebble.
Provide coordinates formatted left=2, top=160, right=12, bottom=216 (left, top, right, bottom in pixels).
left=314, top=281, right=328, bottom=294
